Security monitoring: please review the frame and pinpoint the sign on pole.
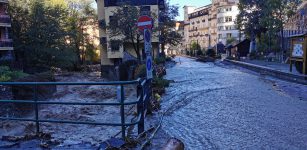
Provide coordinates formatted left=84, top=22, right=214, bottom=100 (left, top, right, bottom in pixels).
left=138, top=16, right=153, bottom=79
left=137, top=15, right=153, bottom=31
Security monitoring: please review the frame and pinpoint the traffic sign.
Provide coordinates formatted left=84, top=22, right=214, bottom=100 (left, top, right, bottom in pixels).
left=146, top=56, right=153, bottom=79
left=137, top=15, right=153, bottom=31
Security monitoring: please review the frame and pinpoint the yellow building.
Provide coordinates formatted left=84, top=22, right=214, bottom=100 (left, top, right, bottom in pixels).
left=96, top=0, right=164, bottom=77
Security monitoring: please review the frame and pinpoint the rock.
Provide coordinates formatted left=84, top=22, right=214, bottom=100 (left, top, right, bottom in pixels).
left=161, top=138, right=184, bottom=150
left=11, top=72, right=57, bottom=115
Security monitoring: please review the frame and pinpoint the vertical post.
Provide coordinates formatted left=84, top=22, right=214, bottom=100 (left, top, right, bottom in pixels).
left=120, top=85, right=125, bottom=139
left=34, top=85, right=39, bottom=134
left=137, top=82, right=144, bottom=134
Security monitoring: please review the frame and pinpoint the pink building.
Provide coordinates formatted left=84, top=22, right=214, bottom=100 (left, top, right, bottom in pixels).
left=0, top=0, right=13, bottom=61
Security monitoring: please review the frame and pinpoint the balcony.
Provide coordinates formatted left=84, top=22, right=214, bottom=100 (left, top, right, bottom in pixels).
left=0, top=15, right=11, bottom=26
left=0, top=40, right=13, bottom=50
left=0, top=0, right=8, bottom=3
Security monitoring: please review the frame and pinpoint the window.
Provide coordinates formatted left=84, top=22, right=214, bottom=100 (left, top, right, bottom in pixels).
left=109, top=16, right=117, bottom=26
left=217, top=8, right=223, bottom=13
left=226, top=7, right=232, bottom=12
left=140, top=6, right=151, bottom=15
left=227, top=33, right=232, bottom=38
left=225, top=16, right=232, bottom=22
left=110, top=40, right=121, bottom=51
left=218, top=26, right=224, bottom=31
left=218, top=34, right=222, bottom=39
left=218, top=17, right=224, bottom=23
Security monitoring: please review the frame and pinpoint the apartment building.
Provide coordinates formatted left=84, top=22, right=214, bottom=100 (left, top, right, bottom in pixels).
left=96, top=0, right=164, bottom=77
left=216, top=0, right=241, bottom=44
left=0, top=0, right=13, bottom=61
left=183, top=0, right=241, bottom=51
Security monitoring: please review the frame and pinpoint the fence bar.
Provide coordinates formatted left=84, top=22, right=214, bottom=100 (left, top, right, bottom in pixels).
left=0, top=78, right=151, bottom=140
left=120, top=85, right=126, bottom=139
left=0, top=100, right=139, bottom=106
left=34, top=85, right=40, bottom=134
left=137, top=81, right=144, bottom=134
left=0, top=114, right=142, bottom=126
left=0, top=80, right=138, bottom=86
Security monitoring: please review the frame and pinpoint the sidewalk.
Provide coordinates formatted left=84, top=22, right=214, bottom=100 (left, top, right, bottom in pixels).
left=241, top=59, right=301, bottom=75
left=223, top=59, right=307, bottom=85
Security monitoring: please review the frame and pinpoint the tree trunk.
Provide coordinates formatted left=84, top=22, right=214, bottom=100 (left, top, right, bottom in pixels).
left=161, top=43, right=166, bottom=56
left=249, top=32, right=256, bottom=53
left=136, top=35, right=141, bottom=63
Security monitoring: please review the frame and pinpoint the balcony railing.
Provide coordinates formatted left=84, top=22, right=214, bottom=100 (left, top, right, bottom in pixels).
left=0, top=41, right=13, bottom=47
left=0, top=15, right=11, bottom=24
left=0, top=0, right=8, bottom=3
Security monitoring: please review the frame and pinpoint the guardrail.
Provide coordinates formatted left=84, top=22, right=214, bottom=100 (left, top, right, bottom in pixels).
left=0, top=78, right=152, bottom=139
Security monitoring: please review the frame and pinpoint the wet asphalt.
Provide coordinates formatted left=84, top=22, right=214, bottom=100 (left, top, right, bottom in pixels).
left=154, top=56, right=307, bottom=149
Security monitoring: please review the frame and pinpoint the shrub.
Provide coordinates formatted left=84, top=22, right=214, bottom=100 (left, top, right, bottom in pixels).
left=154, top=57, right=166, bottom=65
left=152, top=77, right=170, bottom=89
left=249, top=51, right=258, bottom=60
left=0, top=66, right=28, bottom=82
left=134, top=64, right=146, bottom=79
left=197, top=50, right=203, bottom=56
left=165, top=56, right=172, bottom=62
left=206, top=48, right=216, bottom=57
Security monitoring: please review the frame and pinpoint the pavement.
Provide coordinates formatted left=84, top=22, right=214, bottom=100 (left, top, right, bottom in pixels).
left=241, top=59, right=301, bottom=75
left=148, top=56, right=307, bottom=149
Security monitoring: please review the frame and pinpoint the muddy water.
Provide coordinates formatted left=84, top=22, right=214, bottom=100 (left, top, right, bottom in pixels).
left=150, top=57, right=307, bottom=149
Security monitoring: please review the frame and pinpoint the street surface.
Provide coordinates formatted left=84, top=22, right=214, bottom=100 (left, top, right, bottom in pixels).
left=152, top=56, right=307, bottom=149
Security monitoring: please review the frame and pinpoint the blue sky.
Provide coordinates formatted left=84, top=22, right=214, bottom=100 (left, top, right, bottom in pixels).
left=169, top=0, right=212, bottom=20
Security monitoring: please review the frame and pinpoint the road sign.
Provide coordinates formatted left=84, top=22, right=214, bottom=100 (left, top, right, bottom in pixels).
left=144, top=29, right=152, bottom=54
left=143, top=28, right=153, bottom=79
left=146, top=56, right=153, bottom=79
left=137, top=15, right=153, bottom=31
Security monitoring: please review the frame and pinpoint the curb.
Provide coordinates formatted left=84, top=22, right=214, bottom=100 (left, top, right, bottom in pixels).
left=223, top=59, right=307, bottom=85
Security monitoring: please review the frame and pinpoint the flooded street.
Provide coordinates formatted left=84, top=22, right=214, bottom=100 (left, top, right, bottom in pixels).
left=151, top=57, right=307, bottom=149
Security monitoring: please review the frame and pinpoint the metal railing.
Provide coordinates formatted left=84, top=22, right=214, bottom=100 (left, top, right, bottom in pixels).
left=0, top=41, right=13, bottom=47
left=0, top=15, right=11, bottom=24
left=0, top=79, right=152, bottom=139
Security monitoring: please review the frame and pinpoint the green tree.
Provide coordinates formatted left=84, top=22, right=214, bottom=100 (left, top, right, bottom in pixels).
left=106, top=4, right=143, bottom=63
left=158, top=2, right=182, bottom=56
left=65, top=0, right=98, bottom=65
left=226, top=37, right=236, bottom=45
left=8, top=0, right=98, bottom=71
left=9, top=0, right=78, bottom=70
left=190, top=42, right=200, bottom=51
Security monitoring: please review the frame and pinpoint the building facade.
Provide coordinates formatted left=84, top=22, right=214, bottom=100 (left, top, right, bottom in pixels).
left=183, top=0, right=241, bottom=52
left=96, top=0, right=164, bottom=77
left=0, top=0, right=13, bottom=61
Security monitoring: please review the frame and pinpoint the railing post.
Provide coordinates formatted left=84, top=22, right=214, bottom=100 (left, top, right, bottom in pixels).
left=137, top=81, right=144, bottom=134
left=120, top=85, right=126, bottom=140
left=34, top=85, right=40, bottom=134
